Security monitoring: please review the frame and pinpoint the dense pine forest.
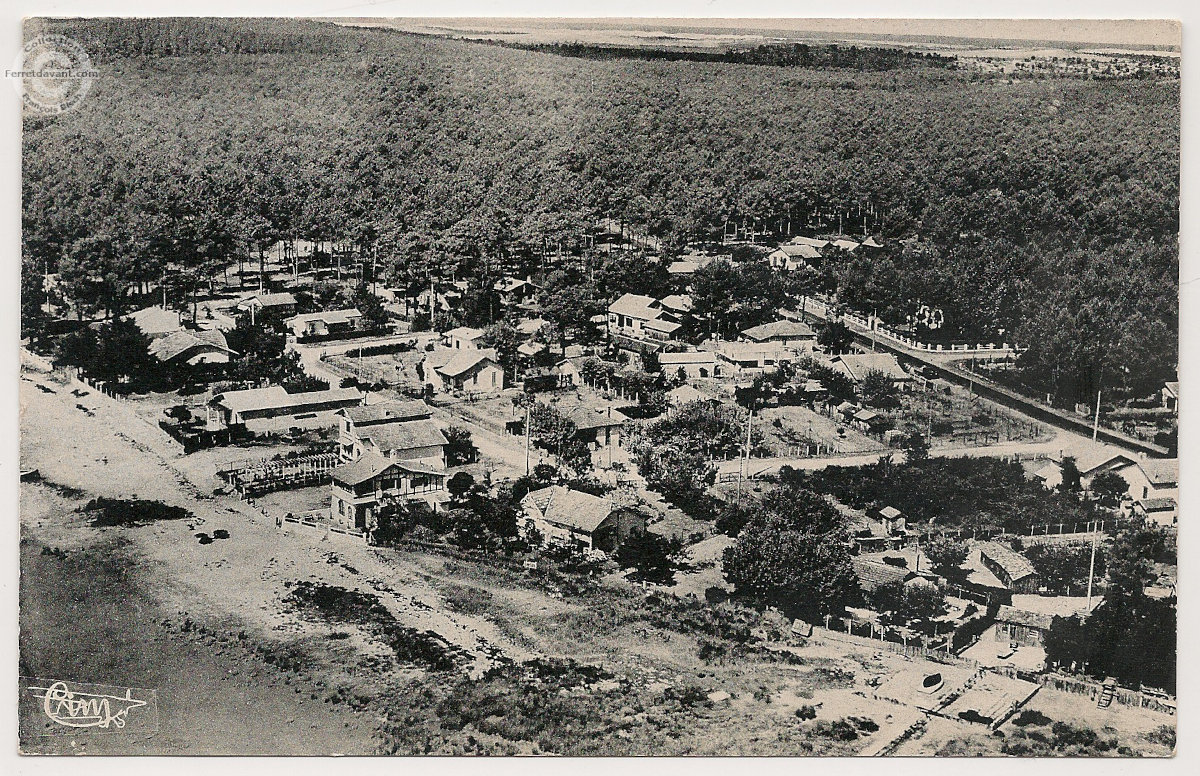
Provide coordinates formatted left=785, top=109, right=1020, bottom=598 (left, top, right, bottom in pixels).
left=21, top=18, right=1178, bottom=404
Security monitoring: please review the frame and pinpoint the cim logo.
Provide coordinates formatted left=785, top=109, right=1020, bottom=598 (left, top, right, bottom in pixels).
left=20, top=678, right=158, bottom=738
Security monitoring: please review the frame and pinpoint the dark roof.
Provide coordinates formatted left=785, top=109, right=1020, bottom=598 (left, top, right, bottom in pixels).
left=332, top=452, right=444, bottom=487
left=331, top=453, right=395, bottom=487
left=434, top=349, right=499, bottom=378
left=833, top=353, right=910, bottom=383
left=995, top=605, right=1054, bottom=631
left=852, top=557, right=915, bottom=590
left=741, top=320, right=816, bottom=342
left=1137, top=497, right=1177, bottom=512
left=360, top=419, right=448, bottom=453
left=521, top=486, right=631, bottom=534
left=564, top=405, right=627, bottom=430
left=241, top=292, right=297, bottom=308
left=1137, top=459, right=1178, bottom=487
left=148, top=329, right=235, bottom=362
left=978, top=542, right=1038, bottom=583
left=341, top=401, right=432, bottom=425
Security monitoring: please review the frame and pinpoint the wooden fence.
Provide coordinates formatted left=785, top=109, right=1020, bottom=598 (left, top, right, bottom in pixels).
left=282, top=511, right=367, bottom=540
left=221, top=452, right=341, bottom=496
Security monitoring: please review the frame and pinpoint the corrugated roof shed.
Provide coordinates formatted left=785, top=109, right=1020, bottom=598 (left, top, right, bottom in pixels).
left=852, top=557, right=915, bottom=590
left=996, top=605, right=1054, bottom=631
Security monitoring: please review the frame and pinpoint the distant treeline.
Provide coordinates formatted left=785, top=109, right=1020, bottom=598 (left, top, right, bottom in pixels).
left=33, top=17, right=365, bottom=61
left=484, top=40, right=957, bottom=71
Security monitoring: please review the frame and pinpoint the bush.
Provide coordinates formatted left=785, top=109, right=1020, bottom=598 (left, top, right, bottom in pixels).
left=795, top=704, right=817, bottom=721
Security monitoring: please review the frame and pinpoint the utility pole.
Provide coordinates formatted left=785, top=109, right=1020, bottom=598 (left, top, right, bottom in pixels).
left=1092, top=389, right=1102, bottom=442
left=1085, top=520, right=1099, bottom=613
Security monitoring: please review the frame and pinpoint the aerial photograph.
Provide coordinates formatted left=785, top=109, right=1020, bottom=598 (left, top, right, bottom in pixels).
left=16, top=14, right=1178, bottom=756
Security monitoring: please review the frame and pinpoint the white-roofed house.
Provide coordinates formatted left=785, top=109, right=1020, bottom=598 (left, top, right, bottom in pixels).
left=767, top=244, right=822, bottom=272
left=284, top=308, right=364, bottom=339
left=236, top=292, right=298, bottom=321
left=209, top=386, right=364, bottom=433
left=330, top=452, right=447, bottom=532
left=607, top=293, right=685, bottom=344
left=422, top=348, right=504, bottom=394
left=125, top=305, right=183, bottom=340
left=148, top=329, right=237, bottom=366
left=442, top=325, right=486, bottom=350
left=1033, top=448, right=1138, bottom=492
left=336, top=400, right=443, bottom=468
left=831, top=353, right=912, bottom=387
left=715, top=341, right=791, bottom=376
left=740, top=320, right=816, bottom=353
left=658, top=350, right=718, bottom=379
left=1114, top=457, right=1178, bottom=524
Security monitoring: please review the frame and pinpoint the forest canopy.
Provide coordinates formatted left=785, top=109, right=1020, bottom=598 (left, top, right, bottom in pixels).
left=22, top=18, right=1178, bottom=403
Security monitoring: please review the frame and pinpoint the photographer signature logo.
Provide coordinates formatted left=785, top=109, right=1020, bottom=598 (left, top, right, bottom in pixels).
left=20, top=677, right=158, bottom=737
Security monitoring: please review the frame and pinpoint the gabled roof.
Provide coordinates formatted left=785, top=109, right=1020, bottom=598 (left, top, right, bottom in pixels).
left=213, top=386, right=363, bottom=414
left=853, top=409, right=882, bottom=423
left=430, top=348, right=499, bottom=378
left=852, top=557, right=915, bottom=590
left=126, top=306, right=182, bottom=336
left=608, top=293, right=661, bottom=320
left=668, top=385, right=707, bottom=404
left=978, top=542, right=1037, bottom=583
left=771, top=244, right=822, bottom=259
left=878, top=506, right=903, bottom=520
left=331, top=452, right=396, bottom=487
left=1065, top=447, right=1136, bottom=476
left=332, top=452, right=444, bottom=487
left=1136, top=458, right=1178, bottom=487
left=444, top=325, right=485, bottom=340
left=148, top=329, right=236, bottom=362
left=860, top=236, right=884, bottom=249
left=660, top=294, right=693, bottom=313
left=741, top=320, right=816, bottom=342
left=789, top=236, right=830, bottom=249
left=340, top=400, right=432, bottom=425
left=1137, top=497, right=1177, bottom=512
left=1163, top=381, right=1179, bottom=398
left=238, top=292, right=297, bottom=309
left=285, top=308, right=362, bottom=326
left=716, top=342, right=789, bottom=363
left=833, top=353, right=910, bottom=383
left=832, top=239, right=861, bottom=252
left=517, top=342, right=546, bottom=357
left=564, top=405, right=627, bottom=430
left=360, top=419, right=449, bottom=453
left=521, top=485, right=623, bottom=534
